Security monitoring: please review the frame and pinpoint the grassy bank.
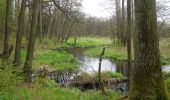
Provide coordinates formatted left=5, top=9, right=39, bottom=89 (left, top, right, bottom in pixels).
left=1, top=37, right=170, bottom=69
left=0, top=82, right=121, bottom=100
left=20, top=49, right=78, bottom=71
left=0, top=67, right=121, bottom=100
left=67, top=37, right=112, bottom=47
left=84, top=46, right=127, bottom=63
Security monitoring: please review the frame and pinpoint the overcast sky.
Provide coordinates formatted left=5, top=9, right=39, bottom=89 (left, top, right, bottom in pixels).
left=82, top=0, right=170, bottom=18
left=82, top=0, right=111, bottom=18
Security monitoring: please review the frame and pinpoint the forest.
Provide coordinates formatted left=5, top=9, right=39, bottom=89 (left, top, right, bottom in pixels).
left=1, top=0, right=170, bottom=100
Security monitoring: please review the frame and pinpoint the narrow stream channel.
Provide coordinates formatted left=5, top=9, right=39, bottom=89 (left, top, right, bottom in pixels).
left=49, top=47, right=170, bottom=93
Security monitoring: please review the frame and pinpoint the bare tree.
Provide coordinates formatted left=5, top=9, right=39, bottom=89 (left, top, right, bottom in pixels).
left=2, top=0, right=12, bottom=60
left=24, top=0, right=40, bottom=83
left=13, top=0, right=28, bottom=67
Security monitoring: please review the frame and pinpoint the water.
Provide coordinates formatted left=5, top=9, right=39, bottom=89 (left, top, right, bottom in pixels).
left=78, top=56, right=117, bottom=74
left=54, top=47, right=170, bottom=92
left=162, top=65, right=170, bottom=72
left=66, top=47, right=128, bottom=75
left=78, top=56, right=170, bottom=74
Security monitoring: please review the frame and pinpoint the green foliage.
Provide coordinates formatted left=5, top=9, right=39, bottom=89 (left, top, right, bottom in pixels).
left=164, top=72, right=170, bottom=92
left=0, top=64, right=23, bottom=99
left=0, top=66, right=121, bottom=100
left=165, top=77, right=170, bottom=92
left=163, top=72, right=170, bottom=80
left=0, top=60, right=121, bottom=100
left=67, top=37, right=112, bottom=47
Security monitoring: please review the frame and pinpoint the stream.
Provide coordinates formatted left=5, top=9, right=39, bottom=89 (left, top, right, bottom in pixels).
left=46, top=47, right=170, bottom=93
left=67, top=47, right=128, bottom=76
left=78, top=56, right=128, bottom=75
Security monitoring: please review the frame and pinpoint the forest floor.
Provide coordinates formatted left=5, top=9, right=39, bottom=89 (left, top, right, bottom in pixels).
left=1, top=37, right=170, bottom=100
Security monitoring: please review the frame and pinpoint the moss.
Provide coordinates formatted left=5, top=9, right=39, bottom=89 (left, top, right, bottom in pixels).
left=129, top=77, right=169, bottom=100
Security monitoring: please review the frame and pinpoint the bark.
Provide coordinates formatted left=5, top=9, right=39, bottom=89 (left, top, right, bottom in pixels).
left=13, top=0, right=28, bottom=67
left=115, top=0, right=121, bottom=40
left=65, top=22, right=75, bottom=43
left=121, top=0, right=126, bottom=45
left=3, top=0, right=11, bottom=60
left=129, top=0, right=168, bottom=99
left=38, top=0, right=43, bottom=43
left=127, top=0, right=132, bottom=89
left=23, top=0, right=40, bottom=83
left=132, top=0, right=137, bottom=60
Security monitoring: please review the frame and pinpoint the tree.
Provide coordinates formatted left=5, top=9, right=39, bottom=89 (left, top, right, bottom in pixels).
left=0, top=0, right=5, bottom=36
left=115, top=0, right=121, bottom=41
left=129, top=0, right=168, bottom=99
left=13, top=0, right=28, bottom=67
left=23, top=0, right=40, bottom=83
left=121, top=0, right=126, bottom=45
left=126, top=0, right=132, bottom=89
left=2, top=0, right=11, bottom=60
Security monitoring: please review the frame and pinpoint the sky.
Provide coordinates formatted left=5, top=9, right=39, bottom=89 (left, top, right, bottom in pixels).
left=82, top=0, right=112, bottom=18
left=82, top=0, right=170, bottom=18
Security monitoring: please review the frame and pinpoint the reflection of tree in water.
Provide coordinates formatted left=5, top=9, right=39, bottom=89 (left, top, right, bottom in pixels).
left=116, top=63, right=128, bottom=76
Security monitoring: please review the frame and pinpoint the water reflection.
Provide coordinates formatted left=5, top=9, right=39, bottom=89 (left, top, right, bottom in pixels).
left=78, top=56, right=128, bottom=76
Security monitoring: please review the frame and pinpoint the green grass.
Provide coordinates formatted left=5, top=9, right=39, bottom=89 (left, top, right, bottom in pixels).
left=85, top=46, right=127, bottom=63
left=21, top=49, right=78, bottom=71
left=160, top=38, right=170, bottom=65
left=0, top=67, right=121, bottom=100
left=67, top=37, right=112, bottom=47
left=100, top=71, right=123, bottom=78
left=0, top=82, right=121, bottom=100
left=84, top=38, right=170, bottom=65
left=78, top=72, right=123, bottom=81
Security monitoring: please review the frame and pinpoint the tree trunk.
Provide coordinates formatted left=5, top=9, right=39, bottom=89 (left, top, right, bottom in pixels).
left=115, top=0, right=121, bottom=42
left=3, top=0, right=11, bottom=60
left=23, top=0, right=40, bottom=83
left=132, top=0, right=137, bottom=60
left=38, top=0, right=43, bottom=43
left=129, top=0, right=168, bottom=99
left=13, top=0, right=27, bottom=67
left=121, top=0, right=126, bottom=45
left=126, top=0, right=132, bottom=89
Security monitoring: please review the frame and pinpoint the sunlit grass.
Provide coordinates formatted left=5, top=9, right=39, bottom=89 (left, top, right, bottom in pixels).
left=67, top=37, right=113, bottom=47
left=21, top=49, right=78, bottom=71
left=85, top=46, right=127, bottom=63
